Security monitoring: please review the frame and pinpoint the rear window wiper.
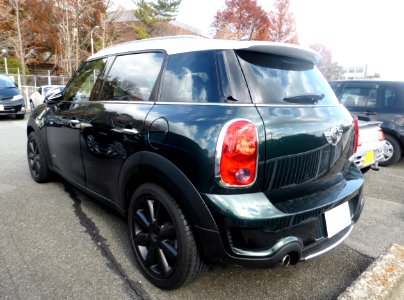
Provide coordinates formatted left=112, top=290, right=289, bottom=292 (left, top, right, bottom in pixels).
left=283, top=93, right=325, bottom=104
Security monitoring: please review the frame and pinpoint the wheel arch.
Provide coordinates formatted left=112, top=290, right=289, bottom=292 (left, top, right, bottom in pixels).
left=118, top=151, right=218, bottom=232
left=381, top=126, right=403, bottom=148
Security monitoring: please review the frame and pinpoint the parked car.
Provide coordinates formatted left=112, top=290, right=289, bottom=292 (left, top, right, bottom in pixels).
left=352, top=119, right=386, bottom=171
left=0, top=74, right=25, bottom=119
left=27, top=36, right=364, bottom=289
left=330, top=80, right=404, bottom=166
left=30, top=85, right=65, bottom=109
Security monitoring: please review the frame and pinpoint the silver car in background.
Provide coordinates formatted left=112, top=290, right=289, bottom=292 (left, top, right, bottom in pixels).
left=29, top=85, right=64, bottom=109
left=352, top=120, right=386, bottom=171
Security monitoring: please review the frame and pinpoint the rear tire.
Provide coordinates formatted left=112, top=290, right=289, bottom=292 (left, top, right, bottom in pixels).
left=380, top=135, right=401, bottom=166
left=128, top=183, right=207, bottom=290
left=27, top=132, right=50, bottom=182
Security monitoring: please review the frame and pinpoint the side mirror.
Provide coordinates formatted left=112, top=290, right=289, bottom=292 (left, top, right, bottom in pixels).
left=44, top=87, right=63, bottom=104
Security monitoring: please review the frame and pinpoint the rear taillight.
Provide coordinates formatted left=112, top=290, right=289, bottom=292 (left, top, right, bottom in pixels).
left=353, top=115, right=359, bottom=153
left=216, top=119, right=258, bottom=186
left=378, top=129, right=385, bottom=141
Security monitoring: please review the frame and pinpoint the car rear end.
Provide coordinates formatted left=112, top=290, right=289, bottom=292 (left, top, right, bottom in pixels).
left=352, top=120, right=386, bottom=170
left=201, top=44, right=364, bottom=267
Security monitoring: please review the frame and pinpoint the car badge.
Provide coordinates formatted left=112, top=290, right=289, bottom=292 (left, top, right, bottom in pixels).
left=324, top=126, right=343, bottom=146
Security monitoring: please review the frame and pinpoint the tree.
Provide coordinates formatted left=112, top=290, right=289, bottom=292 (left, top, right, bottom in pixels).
left=310, top=43, right=343, bottom=80
left=0, top=0, right=29, bottom=84
left=212, top=0, right=269, bottom=40
left=267, top=0, right=298, bottom=44
left=132, top=0, right=182, bottom=39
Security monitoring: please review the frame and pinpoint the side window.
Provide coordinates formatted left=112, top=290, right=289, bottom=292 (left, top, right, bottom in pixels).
left=64, top=59, right=106, bottom=102
left=340, top=86, right=377, bottom=108
left=160, top=51, right=220, bottom=103
left=99, top=52, right=164, bottom=101
left=382, top=87, right=397, bottom=108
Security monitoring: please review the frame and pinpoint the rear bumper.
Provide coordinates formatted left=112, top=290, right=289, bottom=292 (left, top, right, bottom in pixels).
left=351, top=140, right=385, bottom=169
left=199, top=164, right=364, bottom=267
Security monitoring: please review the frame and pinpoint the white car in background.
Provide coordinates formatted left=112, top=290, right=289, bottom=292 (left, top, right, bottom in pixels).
left=352, top=120, right=386, bottom=171
left=29, top=85, right=64, bottom=109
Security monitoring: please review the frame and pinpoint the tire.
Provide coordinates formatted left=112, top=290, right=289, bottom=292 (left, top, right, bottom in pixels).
left=380, top=135, right=402, bottom=167
left=27, top=132, right=50, bottom=182
left=128, top=183, right=208, bottom=290
left=16, top=114, right=25, bottom=120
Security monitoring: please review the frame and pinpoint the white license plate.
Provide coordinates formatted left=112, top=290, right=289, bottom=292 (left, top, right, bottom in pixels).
left=0, top=104, right=3, bottom=111
left=325, top=202, right=351, bottom=238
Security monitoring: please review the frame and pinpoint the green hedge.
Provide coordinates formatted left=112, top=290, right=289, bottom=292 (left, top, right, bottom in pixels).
left=0, top=57, right=30, bottom=75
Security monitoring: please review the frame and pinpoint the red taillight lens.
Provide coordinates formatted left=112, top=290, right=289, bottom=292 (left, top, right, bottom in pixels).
left=353, top=115, right=359, bottom=153
left=378, top=129, right=385, bottom=141
left=219, top=120, right=258, bottom=186
left=358, top=135, right=362, bottom=147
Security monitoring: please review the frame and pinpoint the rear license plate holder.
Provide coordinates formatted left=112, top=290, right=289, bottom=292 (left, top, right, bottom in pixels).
left=325, top=202, right=351, bottom=238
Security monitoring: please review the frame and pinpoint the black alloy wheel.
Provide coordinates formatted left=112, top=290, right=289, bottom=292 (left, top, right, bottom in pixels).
left=128, top=183, right=207, bottom=290
left=27, top=132, right=49, bottom=182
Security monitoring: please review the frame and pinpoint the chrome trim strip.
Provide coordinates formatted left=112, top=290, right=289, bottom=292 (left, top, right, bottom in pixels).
left=232, top=236, right=300, bottom=257
left=156, top=102, right=343, bottom=108
left=301, top=225, right=353, bottom=261
left=89, top=100, right=343, bottom=108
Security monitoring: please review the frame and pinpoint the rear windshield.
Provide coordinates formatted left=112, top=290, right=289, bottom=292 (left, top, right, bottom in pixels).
left=0, top=75, right=16, bottom=88
left=236, top=50, right=339, bottom=105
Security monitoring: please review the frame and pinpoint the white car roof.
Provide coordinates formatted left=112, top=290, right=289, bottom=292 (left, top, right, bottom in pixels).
left=91, top=35, right=321, bottom=64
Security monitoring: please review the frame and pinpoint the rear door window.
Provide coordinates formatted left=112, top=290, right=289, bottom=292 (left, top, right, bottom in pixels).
left=160, top=51, right=220, bottom=103
left=99, top=52, right=164, bottom=101
left=236, top=50, right=339, bottom=105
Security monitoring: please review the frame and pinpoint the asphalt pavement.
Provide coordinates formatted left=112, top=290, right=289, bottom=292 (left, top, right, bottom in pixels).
left=0, top=115, right=403, bottom=299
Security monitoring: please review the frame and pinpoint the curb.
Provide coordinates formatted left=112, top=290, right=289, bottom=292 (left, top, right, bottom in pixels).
left=338, top=244, right=404, bottom=299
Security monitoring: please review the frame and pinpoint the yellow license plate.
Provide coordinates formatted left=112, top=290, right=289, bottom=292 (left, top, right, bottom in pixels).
left=364, top=151, right=375, bottom=165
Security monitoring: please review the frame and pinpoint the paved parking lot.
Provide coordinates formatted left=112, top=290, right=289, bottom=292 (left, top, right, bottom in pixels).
left=1, top=116, right=403, bottom=299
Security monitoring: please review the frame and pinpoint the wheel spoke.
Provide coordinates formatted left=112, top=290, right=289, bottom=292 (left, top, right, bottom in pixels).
left=145, top=244, right=157, bottom=267
left=134, top=232, right=149, bottom=246
left=135, top=209, right=150, bottom=231
left=160, top=240, right=177, bottom=265
left=146, top=199, right=155, bottom=221
left=29, top=141, right=36, bottom=155
left=157, top=248, right=170, bottom=275
left=159, top=224, right=176, bottom=240
left=33, top=160, right=40, bottom=174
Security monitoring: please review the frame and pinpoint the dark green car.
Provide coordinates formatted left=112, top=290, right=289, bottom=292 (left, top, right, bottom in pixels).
left=27, top=36, right=364, bottom=289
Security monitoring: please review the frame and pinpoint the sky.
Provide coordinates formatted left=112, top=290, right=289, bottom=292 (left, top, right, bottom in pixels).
left=113, top=0, right=404, bottom=79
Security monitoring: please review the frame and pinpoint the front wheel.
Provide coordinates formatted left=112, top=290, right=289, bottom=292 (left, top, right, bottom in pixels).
left=380, top=135, right=402, bottom=166
left=128, top=183, right=207, bottom=289
left=27, top=132, right=50, bottom=182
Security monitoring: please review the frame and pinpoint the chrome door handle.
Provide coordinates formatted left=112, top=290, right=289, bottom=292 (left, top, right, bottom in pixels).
left=122, top=128, right=139, bottom=134
left=69, top=119, right=80, bottom=128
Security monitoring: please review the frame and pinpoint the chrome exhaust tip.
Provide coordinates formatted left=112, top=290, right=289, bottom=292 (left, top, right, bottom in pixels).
left=280, top=255, right=291, bottom=267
